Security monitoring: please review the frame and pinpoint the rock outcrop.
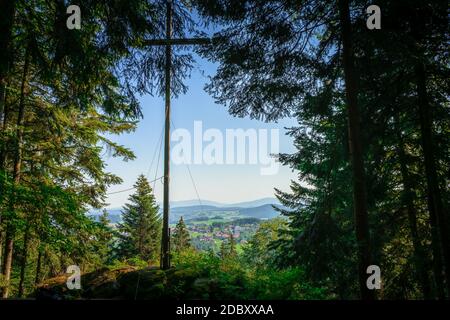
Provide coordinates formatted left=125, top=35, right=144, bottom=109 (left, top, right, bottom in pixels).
left=35, top=266, right=218, bottom=300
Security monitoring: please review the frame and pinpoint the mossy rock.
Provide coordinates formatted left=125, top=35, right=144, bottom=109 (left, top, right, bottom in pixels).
left=83, top=267, right=135, bottom=284
left=35, top=266, right=227, bottom=300
left=36, top=267, right=136, bottom=300
left=84, top=267, right=136, bottom=299
left=36, top=274, right=82, bottom=300
left=170, top=268, right=201, bottom=281
left=119, top=268, right=168, bottom=299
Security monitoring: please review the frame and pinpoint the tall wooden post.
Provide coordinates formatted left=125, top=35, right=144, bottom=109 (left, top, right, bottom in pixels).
left=142, top=0, right=209, bottom=270
left=161, top=0, right=172, bottom=270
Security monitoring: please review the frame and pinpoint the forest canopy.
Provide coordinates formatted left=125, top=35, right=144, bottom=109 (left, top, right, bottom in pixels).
left=0, top=0, right=449, bottom=301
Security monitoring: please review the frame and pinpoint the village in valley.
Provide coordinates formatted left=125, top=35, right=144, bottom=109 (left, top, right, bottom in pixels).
left=185, top=218, right=261, bottom=252
left=94, top=203, right=279, bottom=253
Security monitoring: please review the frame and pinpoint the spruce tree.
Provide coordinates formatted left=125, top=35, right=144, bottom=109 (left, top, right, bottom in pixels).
left=172, top=217, right=191, bottom=253
left=116, top=175, right=161, bottom=262
left=228, top=231, right=237, bottom=258
left=219, top=231, right=237, bottom=259
left=96, top=210, right=114, bottom=265
left=219, top=241, right=228, bottom=259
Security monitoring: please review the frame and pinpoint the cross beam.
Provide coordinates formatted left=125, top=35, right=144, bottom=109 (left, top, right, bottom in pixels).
left=153, top=1, right=209, bottom=270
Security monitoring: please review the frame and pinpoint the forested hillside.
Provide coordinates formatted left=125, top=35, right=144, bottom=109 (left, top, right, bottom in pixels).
left=0, top=0, right=449, bottom=300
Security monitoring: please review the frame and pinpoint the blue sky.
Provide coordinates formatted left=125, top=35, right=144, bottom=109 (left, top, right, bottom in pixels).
left=102, top=54, right=298, bottom=208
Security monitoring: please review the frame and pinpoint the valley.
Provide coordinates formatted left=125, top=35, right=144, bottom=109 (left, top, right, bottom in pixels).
left=90, top=199, right=285, bottom=253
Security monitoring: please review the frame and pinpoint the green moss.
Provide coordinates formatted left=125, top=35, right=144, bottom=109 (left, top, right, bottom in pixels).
left=118, top=268, right=167, bottom=299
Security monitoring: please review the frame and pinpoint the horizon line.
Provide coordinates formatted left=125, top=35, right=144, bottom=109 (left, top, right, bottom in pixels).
left=100, top=196, right=280, bottom=210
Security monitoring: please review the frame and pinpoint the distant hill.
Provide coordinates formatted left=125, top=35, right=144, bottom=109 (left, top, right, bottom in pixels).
left=89, top=198, right=284, bottom=224
left=164, top=197, right=280, bottom=208
left=169, top=200, right=225, bottom=208
left=239, top=204, right=283, bottom=219
left=220, top=197, right=281, bottom=208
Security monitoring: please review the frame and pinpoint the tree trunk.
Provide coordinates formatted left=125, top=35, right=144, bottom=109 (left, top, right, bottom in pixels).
left=415, top=61, right=450, bottom=297
left=338, top=0, right=374, bottom=300
left=35, top=247, right=42, bottom=286
left=0, top=1, right=16, bottom=277
left=1, top=235, right=13, bottom=297
left=0, top=91, right=10, bottom=167
left=0, top=230, right=3, bottom=273
left=1, top=48, right=30, bottom=298
left=395, top=122, right=432, bottom=299
left=18, top=224, right=30, bottom=297
left=0, top=0, right=15, bottom=122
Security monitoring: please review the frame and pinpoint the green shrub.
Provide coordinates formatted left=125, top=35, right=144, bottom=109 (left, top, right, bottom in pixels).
left=170, top=248, right=327, bottom=299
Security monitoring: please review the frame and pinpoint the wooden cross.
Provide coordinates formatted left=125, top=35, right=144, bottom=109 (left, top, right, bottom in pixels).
left=144, top=0, right=209, bottom=270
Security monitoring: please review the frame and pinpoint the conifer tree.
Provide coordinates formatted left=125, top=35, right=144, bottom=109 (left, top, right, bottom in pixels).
left=95, top=210, right=114, bottom=265
left=219, top=241, right=228, bottom=259
left=116, top=175, right=161, bottom=262
left=220, top=231, right=237, bottom=259
left=228, top=231, right=237, bottom=258
left=172, top=217, right=191, bottom=253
